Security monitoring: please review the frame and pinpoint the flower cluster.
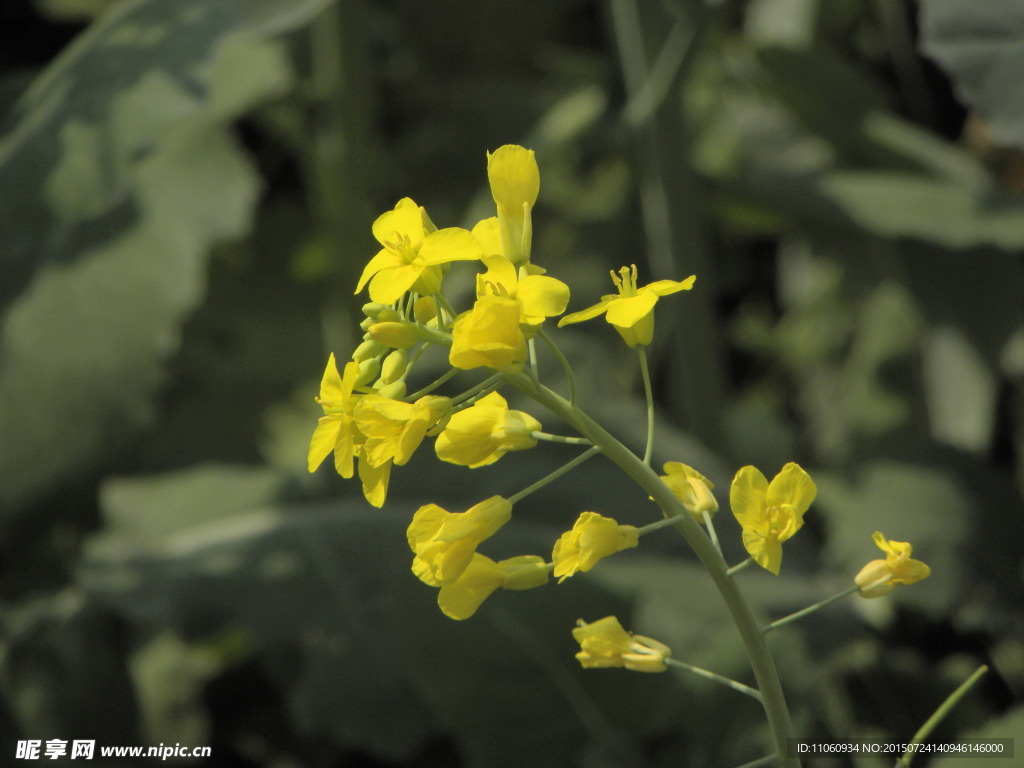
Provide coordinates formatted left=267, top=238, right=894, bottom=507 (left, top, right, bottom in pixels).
left=307, top=145, right=931, bottom=683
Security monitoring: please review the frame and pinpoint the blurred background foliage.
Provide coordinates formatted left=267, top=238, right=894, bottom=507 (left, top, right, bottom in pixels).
left=0, top=0, right=1021, bottom=766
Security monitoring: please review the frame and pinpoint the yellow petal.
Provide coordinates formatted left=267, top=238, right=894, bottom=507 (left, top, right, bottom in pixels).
left=477, top=253, right=518, bottom=296
left=743, top=529, right=782, bottom=574
left=371, top=197, right=426, bottom=247
left=419, top=227, right=484, bottom=265
left=317, top=353, right=346, bottom=404
left=516, top=274, right=570, bottom=320
left=307, top=417, right=341, bottom=473
left=437, top=554, right=506, bottom=620
left=471, top=217, right=503, bottom=257
left=355, top=248, right=405, bottom=295
left=487, top=145, right=539, bottom=214
left=646, top=275, right=696, bottom=296
left=557, top=296, right=615, bottom=326
left=765, top=462, right=816, bottom=515
left=368, top=264, right=422, bottom=305
left=604, top=292, right=658, bottom=329
left=730, top=466, right=769, bottom=530
left=358, top=455, right=391, bottom=508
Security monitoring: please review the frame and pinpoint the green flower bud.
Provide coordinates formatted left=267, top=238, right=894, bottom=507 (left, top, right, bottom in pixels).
left=356, top=357, right=381, bottom=386
left=353, top=339, right=386, bottom=363
left=376, top=380, right=407, bottom=400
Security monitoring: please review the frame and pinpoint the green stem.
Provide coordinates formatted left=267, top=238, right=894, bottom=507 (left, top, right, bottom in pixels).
left=638, top=346, right=655, bottom=465
left=665, top=657, right=762, bottom=703
left=531, top=432, right=593, bottom=446
left=727, top=557, right=754, bottom=577
left=507, top=446, right=602, bottom=505
left=405, top=367, right=460, bottom=400
left=537, top=327, right=577, bottom=406
left=895, top=665, right=988, bottom=768
left=504, top=373, right=798, bottom=766
left=637, top=513, right=687, bottom=536
left=762, top=586, right=859, bottom=634
left=703, top=509, right=722, bottom=556
left=450, top=373, right=503, bottom=406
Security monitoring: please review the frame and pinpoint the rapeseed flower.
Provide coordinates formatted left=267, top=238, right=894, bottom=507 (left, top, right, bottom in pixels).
left=470, top=224, right=569, bottom=335
left=308, top=353, right=362, bottom=478
left=435, top=391, right=541, bottom=468
left=558, top=264, right=695, bottom=347
left=354, top=394, right=451, bottom=468
left=572, top=616, right=671, bottom=673
left=408, top=496, right=512, bottom=586
left=659, top=462, right=718, bottom=522
left=449, top=294, right=527, bottom=373
left=552, top=512, right=639, bottom=582
left=356, top=197, right=482, bottom=304
left=730, top=462, right=816, bottom=575
left=855, top=531, right=931, bottom=598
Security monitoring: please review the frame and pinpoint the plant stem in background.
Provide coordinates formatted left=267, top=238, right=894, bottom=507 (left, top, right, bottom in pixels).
left=895, top=665, right=988, bottom=768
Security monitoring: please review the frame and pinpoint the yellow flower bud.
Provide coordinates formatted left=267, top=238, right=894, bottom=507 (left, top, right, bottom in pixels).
left=375, top=380, right=407, bottom=400
left=368, top=321, right=420, bottom=349
left=380, top=349, right=409, bottom=385
left=413, top=296, right=438, bottom=324
left=352, top=339, right=386, bottom=363
left=362, top=302, right=388, bottom=318
left=356, top=357, right=381, bottom=386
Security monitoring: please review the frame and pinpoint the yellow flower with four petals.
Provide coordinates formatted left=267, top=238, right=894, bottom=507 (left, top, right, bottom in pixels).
left=552, top=512, right=639, bottom=582
left=572, top=616, right=671, bottom=673
left=730, top=462, right=816, bottom=575
left=855, top=531, right=931, bottom=598
left=435, top=391, right=541, bottom=468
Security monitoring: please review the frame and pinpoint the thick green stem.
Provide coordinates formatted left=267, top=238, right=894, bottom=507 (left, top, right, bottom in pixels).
left=504, top=373, right=798, bottom=767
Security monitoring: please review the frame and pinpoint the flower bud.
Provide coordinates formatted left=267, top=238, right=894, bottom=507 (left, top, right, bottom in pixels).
left=380, top=349, right=409, bottom=385
left=368, top=321, right=420, bottom=349
left=352, top=339, right=386, bottom=363
left=356, top=357, right=381, bottom=386
left=414, top=296, right=438, bottom=324
left=376, top=380, right=407, bottom=400
left=361, top=302, right=388, bottom=319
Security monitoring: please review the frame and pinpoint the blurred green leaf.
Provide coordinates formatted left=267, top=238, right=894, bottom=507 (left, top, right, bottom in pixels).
left=921, top=0, right=1024, bottom=150
left=0, top=0, right=333, bottom=514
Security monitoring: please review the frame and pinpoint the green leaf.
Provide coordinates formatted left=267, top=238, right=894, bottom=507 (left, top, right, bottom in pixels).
left=921, top=0, right=1024, bottom=150
left=0, top=0, right=333, bottom=514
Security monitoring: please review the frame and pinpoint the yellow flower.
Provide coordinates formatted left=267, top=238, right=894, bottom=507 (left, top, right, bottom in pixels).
left=449, top=294, right=527, bottom=373
left=436, top=553, right=549, bottom=620
left=308, top=354, right=362, bottom=478
left=486, top=145, right=539, bottom=265
left=552, top=512, right=639, bottom=583
left=469, top=222, right=570, bottom=336
left=408, top=496, right=512, bottom=586
left=355, top=197, right=483, bottom=304
left=572, top=616, right=671, bottom=673
left=659, top=462, right=718, bottom=522
left=855, top=531, right=931, bottom=598
left=558, top=264, right=695, bottom=347
left=354, top=394, right=451, bottom=468
left=730, top=463, right=816, bottom=575
left=435, top=391, right=541, bottom=468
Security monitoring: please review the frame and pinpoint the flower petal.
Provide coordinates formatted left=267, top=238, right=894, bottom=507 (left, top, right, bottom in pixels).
left=605, top=292, right=658, bottom=329
left=307, top=417, right=341, bottom=473
left=371, top=197, right=426, bottom=247
left=646, top=275, right=696, bottom=296
left=487, top=145, right=539, bottom=214
left=419, top=227, right=484, bottom=265
left=766, top=462, right=816, bottom=514
left=558, top=296, right=616, bottom=326
left=368, top=264, right=423, bottom=304
left=517, top=274, right=570, bottom=320
left=730, top=465, right=769, bottom=530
